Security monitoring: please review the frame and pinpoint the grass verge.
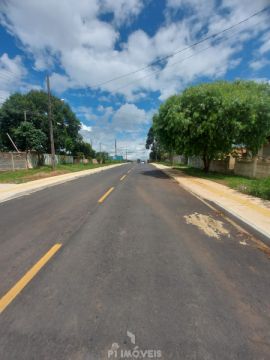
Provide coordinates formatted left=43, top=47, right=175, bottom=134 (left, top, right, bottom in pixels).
left=0, top=162, right=122, bottom=184
left=172, top=165, right=270, bottom=201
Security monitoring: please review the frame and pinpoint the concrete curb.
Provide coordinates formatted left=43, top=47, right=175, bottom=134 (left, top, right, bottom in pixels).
left=0, top=163, right=127, bottom=204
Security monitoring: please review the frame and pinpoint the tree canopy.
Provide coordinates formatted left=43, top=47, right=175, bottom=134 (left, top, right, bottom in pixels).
left=145, top=126, right=164, bottom=161
left=0, top=90, right=94, bottom=158
left=14, top=121, right=47, bottom=153
left=152, top=80, right=270, bottom=171
left=73, top=140, right=95, bottom=159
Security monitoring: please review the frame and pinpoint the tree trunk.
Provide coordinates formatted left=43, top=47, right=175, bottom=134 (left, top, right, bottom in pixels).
left=203, top=155, right=211, bottom=173
left=170, top=150, right=174, bottom=166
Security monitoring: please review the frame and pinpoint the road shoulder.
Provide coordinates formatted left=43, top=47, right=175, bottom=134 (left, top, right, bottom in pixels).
left=153, top=163, right=270, bottom=241
left=0, top=163, right=126, bottom=204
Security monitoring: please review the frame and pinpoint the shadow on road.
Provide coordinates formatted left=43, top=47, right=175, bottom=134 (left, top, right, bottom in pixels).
left=140, top=169, right=169, bottom=179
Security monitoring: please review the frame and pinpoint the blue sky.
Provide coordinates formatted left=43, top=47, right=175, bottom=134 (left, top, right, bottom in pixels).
left=0, top=0, right=270, bottom=159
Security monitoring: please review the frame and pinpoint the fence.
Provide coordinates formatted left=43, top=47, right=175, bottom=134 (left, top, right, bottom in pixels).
left=187, top=156, right=204, bottom=169
left=43, top=154, right=73, bottom=166
left=0, top=152, right=74, bottom=171
left=186, top=155, right=270, bottom=178
left=234, top=157, right=270, bottom=178
left=0, top=152, right=27, bottom=171
left=188, top=156, right=233, bottom=174
left=173, top=155, right=187, bottom=165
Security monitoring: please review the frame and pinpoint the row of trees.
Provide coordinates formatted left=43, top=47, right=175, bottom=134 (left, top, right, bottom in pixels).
left=146, top=80, right=270, bottom=171
left=0, top=90, right=95, bottom=159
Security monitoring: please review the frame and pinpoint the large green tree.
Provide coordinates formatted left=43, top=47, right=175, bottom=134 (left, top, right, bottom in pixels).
left=145, top=126, right=165, bottom=161
left=72, top=139, right=95, bottom=158
left=13, top=121, right=47, bottom=153
left=0, top=90, right=82, bottom=154
left=153, top=80, right=270, bottom=172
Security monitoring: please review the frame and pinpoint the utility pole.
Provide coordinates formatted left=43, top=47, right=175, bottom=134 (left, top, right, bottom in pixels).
left=115, top=139, right=117, bottom=158
left=6, top=133, right=19, bottom=152
left=126, top=149, right=128, bottom=161
left=23, top=110, right=27, bottom=122
left=99, top=142, right=102, bottom=164
left=46, top=75, right=56, bottom=170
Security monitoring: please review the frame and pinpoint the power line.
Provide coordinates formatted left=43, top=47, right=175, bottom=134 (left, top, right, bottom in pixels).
left=1, top=5, right=268, bottom=102
left=0, top=68, right=22, bottom=79
left=89, top=6, right=269, bottom=90
left=0, top=73, right=17, bottom=82
left=110, top=17, right=264, bottom=94
left=113, top=44, right=213, bottom=93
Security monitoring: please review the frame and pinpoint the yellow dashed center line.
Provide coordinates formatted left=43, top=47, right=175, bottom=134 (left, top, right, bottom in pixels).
left=1, top=169, right=132, bottom=313
left=0, top=243, right=62, bottom=314
left=98, top=187, right=114, bottom=203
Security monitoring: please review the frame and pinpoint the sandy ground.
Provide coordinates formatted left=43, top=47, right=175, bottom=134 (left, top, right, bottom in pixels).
left=184, top=212, right=230, bottom=239
left=154, top=163, right=270, bottom=239
left=0, top=184, right=18, bottom=190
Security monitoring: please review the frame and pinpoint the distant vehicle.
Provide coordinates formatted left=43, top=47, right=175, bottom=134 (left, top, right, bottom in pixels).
left=141, top=161, right=145, bottom=164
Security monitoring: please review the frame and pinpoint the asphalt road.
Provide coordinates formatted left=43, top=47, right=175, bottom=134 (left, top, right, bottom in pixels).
left=0, top=163, right=270, bottom=360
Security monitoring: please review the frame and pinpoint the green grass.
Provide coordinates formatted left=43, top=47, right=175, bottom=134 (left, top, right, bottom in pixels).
left=172, top=164, right=270, bottom=200
left=0, top=161, right=122, bottom=184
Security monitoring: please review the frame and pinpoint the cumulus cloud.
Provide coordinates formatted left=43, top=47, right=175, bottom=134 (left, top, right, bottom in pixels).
left=2, top=0, right=269, bottom=100
left=112, top=103, right=151, bottom=130
left=0, top=53, right=27, bottom=103
left=100, top=0, right=144, bottom=25
left=249, top=57, right=270, bottom=70
left=77, top=103, right=153, bottom=158
left=259, top=31, right=270, bottom=54
left=81, top=123, right=92, bottom=132
left=1, top=0, right=270, bottom=156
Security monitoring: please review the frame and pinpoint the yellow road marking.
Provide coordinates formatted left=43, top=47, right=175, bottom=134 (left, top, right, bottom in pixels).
left=120, top=174, right=127, bottom=181
left=98, top=187, right=114, bottom=203
left=0, top=243, right=62, bottom=314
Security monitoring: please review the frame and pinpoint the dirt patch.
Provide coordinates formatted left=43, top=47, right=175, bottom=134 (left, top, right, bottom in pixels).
left=23, top=170, right=69, bottom=182
left=184, top=212, right=229, bottom=239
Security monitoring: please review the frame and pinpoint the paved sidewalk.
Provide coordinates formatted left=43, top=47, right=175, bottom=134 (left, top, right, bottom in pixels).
left=0, top=163, right=126, bottom=203
left=153, top=163, right=270, bottom=239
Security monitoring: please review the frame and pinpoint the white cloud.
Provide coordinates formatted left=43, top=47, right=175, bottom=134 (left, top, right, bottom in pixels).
left=259, top=31, right=270, bottom=54
left=100, top=0, right=144, bottom=25
left=50, top=73, right=74, bottom=93
left=77, top=103, right=152, bottom=159
left=112, top=103, right=151, bottom=130
left=0, top=53, right=27, bottom=103
left=249, top=57, right=270, bottom=70
left=76, top=106, right=98, bottom=122
left=81, top=123, right=92, bottom=132
left=166, top=0, right=216, bottom=19
left=1, top=0, right=269, bottom=101
left=1, top=0, right=270, bottom=103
